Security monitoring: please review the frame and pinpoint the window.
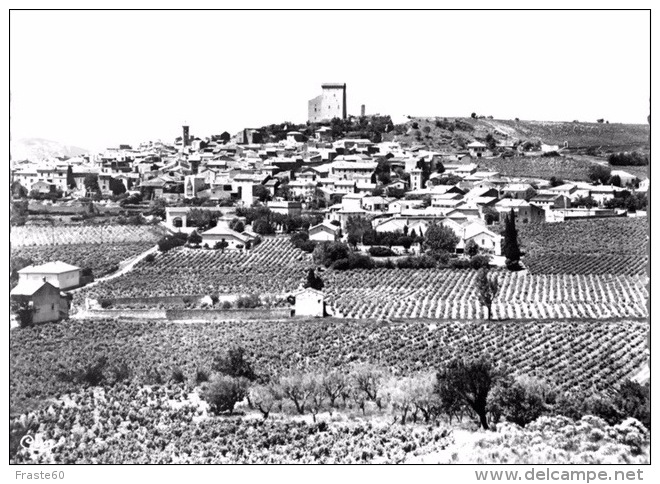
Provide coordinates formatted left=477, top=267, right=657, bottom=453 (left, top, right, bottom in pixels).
left=51, top=303, right=55, bottom=310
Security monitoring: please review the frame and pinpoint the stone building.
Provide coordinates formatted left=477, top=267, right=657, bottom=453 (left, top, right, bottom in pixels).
left=308, top=83, right=347, bottom=123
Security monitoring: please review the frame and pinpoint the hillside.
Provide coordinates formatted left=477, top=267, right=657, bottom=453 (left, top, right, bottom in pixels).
left=384, top=117, right=649, bottom=153
left=10, top=137, right=89, bottom=162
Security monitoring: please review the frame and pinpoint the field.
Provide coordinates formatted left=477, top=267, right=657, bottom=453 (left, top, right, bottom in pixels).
left=12, top=385, right=647, bottom=464
left=11, top=223, right=170, bottom=277
left=12, top=384, right=453, bottom=464
left=11, top=224, right=169, bottom=247
left=72, top=234, right=647, bottom=319
left=385, top=117, right=649, bottom=152
left=12, top=243, right=153, bottom=278
left=76, top=238, right=312, bottom=301
left=518, top=218, right=648, bottom=276
left=10, top=318, right=648, bottom=415
left=325, top=269, right=647, bottom=319
left=479, top=156, right=595, bottom=181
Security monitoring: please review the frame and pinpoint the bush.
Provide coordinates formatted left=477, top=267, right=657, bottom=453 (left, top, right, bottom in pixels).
left=195, top=368, right=210, bottom=385
left=222, top=301, right=232, bottom=309
left=158, top=235, right=186, bottom=253
left=449, top=259, right=471, bottom=269
left=396, top=255, right=437, bottom=269
left=82, top=357, right=108, bottom=386
left=608, top=151, right=648, bottom=166
left=313, top=241, right=350, bottom=268
left=470, top=255, right=491, bottom=270
left=212, top=346, right=257, bottom=381
left=368, top=246, right=396, bottom=257
left=489, top=376, right=556, bottom=427
left=144, top=253, right=156, bottom=263
left=235, top=294, right=261, bottom=309
left=201, top=375, right=248, bottom=415
left=171, top=367, right=186, bottom=384
left=330, top=258, right=350, bottom=270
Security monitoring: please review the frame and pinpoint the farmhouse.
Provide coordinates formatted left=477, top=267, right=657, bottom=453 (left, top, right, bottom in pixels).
left=200, top=225, right=255, bottom=249
left=457, top=222, right=503, bottom=256
left=530, top=193, right=571, bottom=210
left=309, top=221, right=341, bottom=242
left=467, top=141, right=487, bottom=157
left=495, top=199, right=546, bottom=223
left=292, top=288, right=325, bottom=317
left=18, top=261, right=81, bottom=290
left=10, top=280, right=69, bottom=324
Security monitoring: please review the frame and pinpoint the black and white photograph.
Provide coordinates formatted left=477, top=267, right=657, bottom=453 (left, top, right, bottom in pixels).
left=7, top=5, right=653, bottom=474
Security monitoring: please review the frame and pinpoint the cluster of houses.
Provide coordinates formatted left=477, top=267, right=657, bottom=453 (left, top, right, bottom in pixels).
left=10, top=113, right=649, bottom=323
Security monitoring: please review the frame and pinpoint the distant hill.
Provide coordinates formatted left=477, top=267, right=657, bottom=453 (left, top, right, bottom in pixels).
left=384, top=117, right=650, bottom=153
left=10, top=138, right=89, bottom=163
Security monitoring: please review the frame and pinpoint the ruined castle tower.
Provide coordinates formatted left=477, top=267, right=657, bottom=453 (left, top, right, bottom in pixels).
left=308, top=83, right=347, bottom=123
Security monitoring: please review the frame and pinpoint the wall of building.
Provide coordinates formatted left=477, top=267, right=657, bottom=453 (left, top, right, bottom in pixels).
left=20, top=270, right=80, bottom=290
left=31, top=288, right=62, bottom=324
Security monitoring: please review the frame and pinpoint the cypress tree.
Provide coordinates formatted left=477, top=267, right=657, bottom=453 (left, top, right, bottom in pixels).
left=66, top=165, right=76, bottom=189
left=502, top=209, right=521, bottom=262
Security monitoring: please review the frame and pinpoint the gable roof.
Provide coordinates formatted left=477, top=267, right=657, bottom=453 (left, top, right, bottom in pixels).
left=201, top=226, right=253, bottom=242
left=309, top=221, right=340, bottom=234
left=10, top=280, right=59, bottom=297
left=18, top=261, right=80, bottom=274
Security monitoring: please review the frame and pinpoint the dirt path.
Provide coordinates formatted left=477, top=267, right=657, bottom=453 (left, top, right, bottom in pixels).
left=69, top=245, right=158, bottom=293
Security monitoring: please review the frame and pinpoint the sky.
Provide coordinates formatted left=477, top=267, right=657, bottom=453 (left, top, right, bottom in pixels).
left=9, top=10, right=651, bottom=152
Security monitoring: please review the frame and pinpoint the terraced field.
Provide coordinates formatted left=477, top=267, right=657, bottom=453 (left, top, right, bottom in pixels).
left=76, top=237, right=313, bottom=301
left=324, top=269, right=647, bottom=320
left=10, top=318, right=648, bottom=415
left=519, top=218, right=648, bottom=276
left=11, top=223, right=170, bottom=277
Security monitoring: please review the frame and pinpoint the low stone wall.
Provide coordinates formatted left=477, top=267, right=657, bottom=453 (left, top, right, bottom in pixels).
left=83, top=309, right=168, bottom=319
left=166, top=308, right=290, bottom=321
left=100, top=295, right=205, bottom=307
left=81, top=307, right=290, bottom=321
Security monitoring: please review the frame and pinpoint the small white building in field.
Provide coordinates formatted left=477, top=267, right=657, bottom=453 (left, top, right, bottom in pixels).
left=10, top=280, right=68, bottom=324
left=201, top=226, right=255, bottom=249
left=309, top=221, right=340, bottom=242
left=18, top=261, right=81, bottom=290
left=292, top=288, right=325, bottom=317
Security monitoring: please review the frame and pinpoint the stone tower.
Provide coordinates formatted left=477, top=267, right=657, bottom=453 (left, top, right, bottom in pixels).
left=410, top=168, right=423, bottom=191
left=308, top=83, right=347, bottom=123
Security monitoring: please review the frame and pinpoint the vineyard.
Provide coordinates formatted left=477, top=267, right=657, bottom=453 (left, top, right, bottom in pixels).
left=12, top=243, right=153, bottom=278
left=76, top=238, right=313, bottom=301
left=519, top=218, right=648, bottom=276
left=11, top=224, right=169, bottom=247
left=324, top=269, right=647, bottom=320
left=12, top=384, right=453, bottom=464
left=480, top=156, right=595, bottom=181
left=71, top=234, right=648, bottom=319
left=10, top=318, right=648, bottom=415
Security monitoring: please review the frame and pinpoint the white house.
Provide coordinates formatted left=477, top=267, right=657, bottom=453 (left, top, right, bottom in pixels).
left=457, top=222, right=502, bottom=256
left=18, top=261, right=81, bottom=290
left=201, top=226, right=255, bottom=249
left=610, top=170, right=638, bottom=187
left=467, top=142, right=487, bottom=157
left=309, top=221, right=340, bottom=242
left=292, top=288, right=325, bottom=317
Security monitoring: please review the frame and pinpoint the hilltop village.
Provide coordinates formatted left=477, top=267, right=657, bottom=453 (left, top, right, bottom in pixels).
left=10, top=83, right=651, bottom=465
left=11, top=84, right=649, bottom=262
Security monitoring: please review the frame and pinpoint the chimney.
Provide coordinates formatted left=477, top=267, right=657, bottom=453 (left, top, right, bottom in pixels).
left=361, top=104, right=366, bottom=117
